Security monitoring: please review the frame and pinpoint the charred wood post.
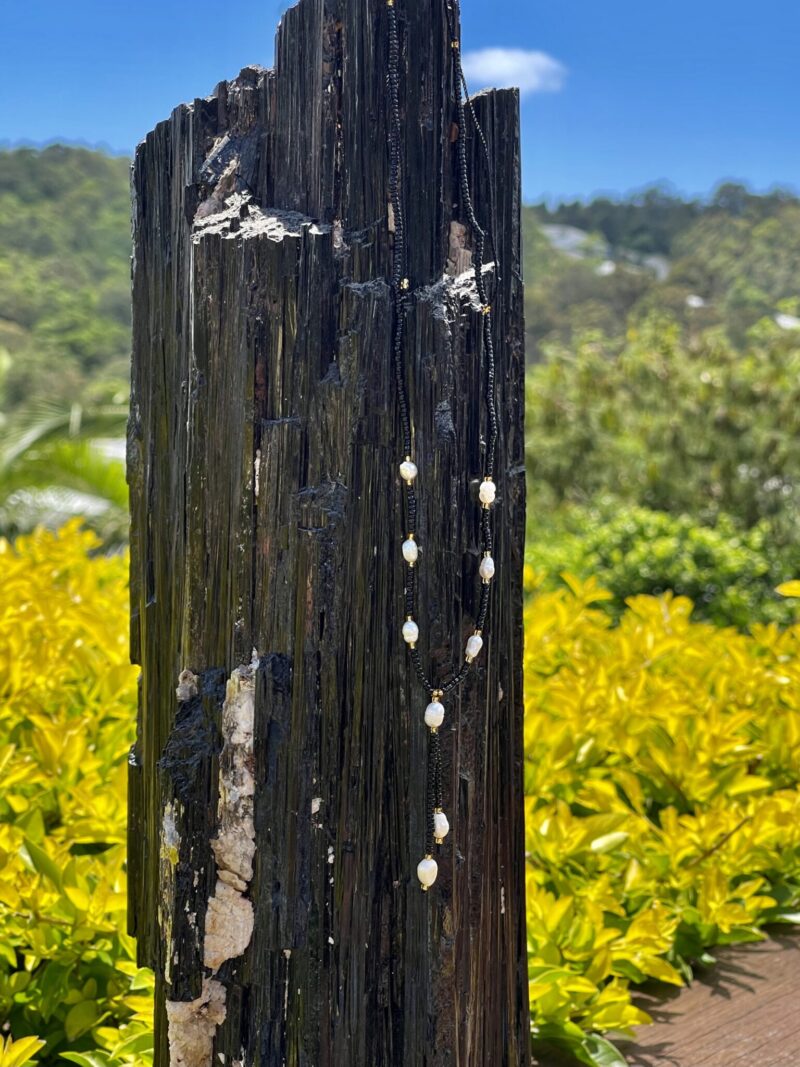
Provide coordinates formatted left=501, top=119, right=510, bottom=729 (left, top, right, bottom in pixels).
left=127, top=0, right=528, bottom=1064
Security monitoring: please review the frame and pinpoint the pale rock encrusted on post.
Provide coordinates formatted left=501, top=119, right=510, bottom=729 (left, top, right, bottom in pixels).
left=166, top=663, right=257, bottom=1067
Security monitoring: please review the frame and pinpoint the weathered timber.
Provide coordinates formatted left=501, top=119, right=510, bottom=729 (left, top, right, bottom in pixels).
left=127, top=1, right=528, bottom=1064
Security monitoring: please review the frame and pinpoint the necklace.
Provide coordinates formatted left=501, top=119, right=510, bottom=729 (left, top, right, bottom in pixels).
left=386, top=0, right=500, bottom=891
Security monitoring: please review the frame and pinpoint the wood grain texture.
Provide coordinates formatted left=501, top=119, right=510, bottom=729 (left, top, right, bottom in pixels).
left=128, top=1, right=529, bottom=1064
left=534, top=933, right=800, bottom=1067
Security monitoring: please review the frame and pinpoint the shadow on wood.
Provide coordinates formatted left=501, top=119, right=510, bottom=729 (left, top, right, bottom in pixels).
left=533, top=932, right=800, bottom=1067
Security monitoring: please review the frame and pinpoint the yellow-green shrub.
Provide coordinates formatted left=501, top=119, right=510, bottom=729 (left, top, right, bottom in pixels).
left=4, top=525, right=800, bottom=1067
left=0, top=522, right=150, bottom=1066
left=524, top=572, right=800, bottom=1065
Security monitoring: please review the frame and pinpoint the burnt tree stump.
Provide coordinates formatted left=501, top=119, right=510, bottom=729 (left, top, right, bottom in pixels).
left=127, top=0, right=528, bottom=1064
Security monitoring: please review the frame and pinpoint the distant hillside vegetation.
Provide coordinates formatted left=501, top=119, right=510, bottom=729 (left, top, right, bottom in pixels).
left=1, top=148, right=799, bottom=411
left=525, top=182, right=800, bottom=359
left=0, top=146, right=131, bottom=411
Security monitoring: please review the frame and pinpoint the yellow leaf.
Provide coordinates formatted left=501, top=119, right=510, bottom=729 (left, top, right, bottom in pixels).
left=63, top=885, right=91, bottom=913
left=640, top=956, right=684, bottom=986
left=0, top=1035, right=46, bottom=1067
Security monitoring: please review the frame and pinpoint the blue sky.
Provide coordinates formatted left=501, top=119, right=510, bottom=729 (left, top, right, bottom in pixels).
left=1, top=0, right=797, bottom=202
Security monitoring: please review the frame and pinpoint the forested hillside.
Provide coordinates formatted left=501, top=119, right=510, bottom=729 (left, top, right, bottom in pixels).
left=2, top=146, right=799, bottom=408
left=0, top=146, right=131, bottom=411
left=525, top=182, right=800, bottom=358
left=2, top=146, right=800, bottom=595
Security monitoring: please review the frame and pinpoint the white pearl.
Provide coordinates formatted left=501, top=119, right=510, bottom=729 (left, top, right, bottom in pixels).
left=434, top=811, right=450, bottom=842
left=479, top=555, right=495, bottom=581
left=402, top=538, right=418, bottom=564
left=424, top=700, right=444, bottom=728
left=478, top=479, right=496, bottom=505
left=402, top=620, right=419, bottom=645
left=465, top=633, right=483, bottom=661
left=417, top=856, right=438, bottom=888
left=399, top=460, right=418, bottom=482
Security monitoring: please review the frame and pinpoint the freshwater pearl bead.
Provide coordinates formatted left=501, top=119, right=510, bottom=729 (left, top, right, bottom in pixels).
left=478, top=478, right=496, bottom=505
left=433, top=811, right=450, bottom=842
left=402, top=620, right=419, bottom=645
left=399, top=460, right=418, bottom=482
left=465, top=633, right=483, bottom=662
left=424, top=700, right=444, bottom=728
left=402, top=538, right=418, bottom=564
left=479, top=555, right=495, bottom=582
left=417, top=855, right=438, bottom=889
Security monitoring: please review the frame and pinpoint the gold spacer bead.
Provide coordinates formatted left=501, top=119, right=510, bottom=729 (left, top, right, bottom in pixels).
left=451, top=40, right=459, bottom=49
left=431, top=688, right=443, bottom=700
left=421, top=883, right=428, bottom=891
left=401, top=277, right=410, bottom=290
left=482, top=304, right=492, bottom=315
left=430, top=726, right=438, bottom=734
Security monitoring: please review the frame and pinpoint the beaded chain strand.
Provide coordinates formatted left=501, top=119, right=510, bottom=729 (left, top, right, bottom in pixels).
left=385, top=0, right=500, bottom=891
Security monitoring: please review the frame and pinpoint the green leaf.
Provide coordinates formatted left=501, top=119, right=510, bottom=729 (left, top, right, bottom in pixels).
left=39, top=962, right=72, bottom=1021
left=64, top=1000, right=99, bottom=1042
left=109, top=1030, right=154, bottom=1057
left=60, top=1054, right=110, bottom=1067
left=535, top=1021, right=590, bottom=1044
left=612, top=959, right=646, bottom=983
left=580, top=1034, right=630, bottom=1067
left=21, top=838, right=62, bottom=889
left=0, top=942, right=17, bottom=968
left=18, top=808, right=46, bottom=845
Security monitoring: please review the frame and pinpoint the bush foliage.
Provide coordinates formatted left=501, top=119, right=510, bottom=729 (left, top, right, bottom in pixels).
left=525, top=312, right=800, bottom=625
left=524, top=574, right=800, bottom=1065
left=526, top=314, right=800, bottom=536
left=527, top=503, right=796, bottom=629
left=3, top=528, right=800, bottom=1067
left=0, top=523, right=151, bottom=1066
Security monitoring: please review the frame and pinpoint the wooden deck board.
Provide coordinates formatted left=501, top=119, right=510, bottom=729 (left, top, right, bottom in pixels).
left=534, top=931, right=800, bottom=1067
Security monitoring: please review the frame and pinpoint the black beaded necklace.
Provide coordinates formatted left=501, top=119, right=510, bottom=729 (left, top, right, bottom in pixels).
left=386, top=0, right=500, bottom=890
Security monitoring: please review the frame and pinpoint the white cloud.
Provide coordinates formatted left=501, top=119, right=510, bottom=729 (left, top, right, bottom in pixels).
left=461, top=48, right=567, bottom=97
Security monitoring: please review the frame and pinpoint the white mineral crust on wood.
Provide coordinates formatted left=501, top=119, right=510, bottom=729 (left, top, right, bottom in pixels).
left=193, top=192, right=330, bottom=243
left=166, top=662, right=259, bottom=1066
left=166, top=979, right=227, bottom=1067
